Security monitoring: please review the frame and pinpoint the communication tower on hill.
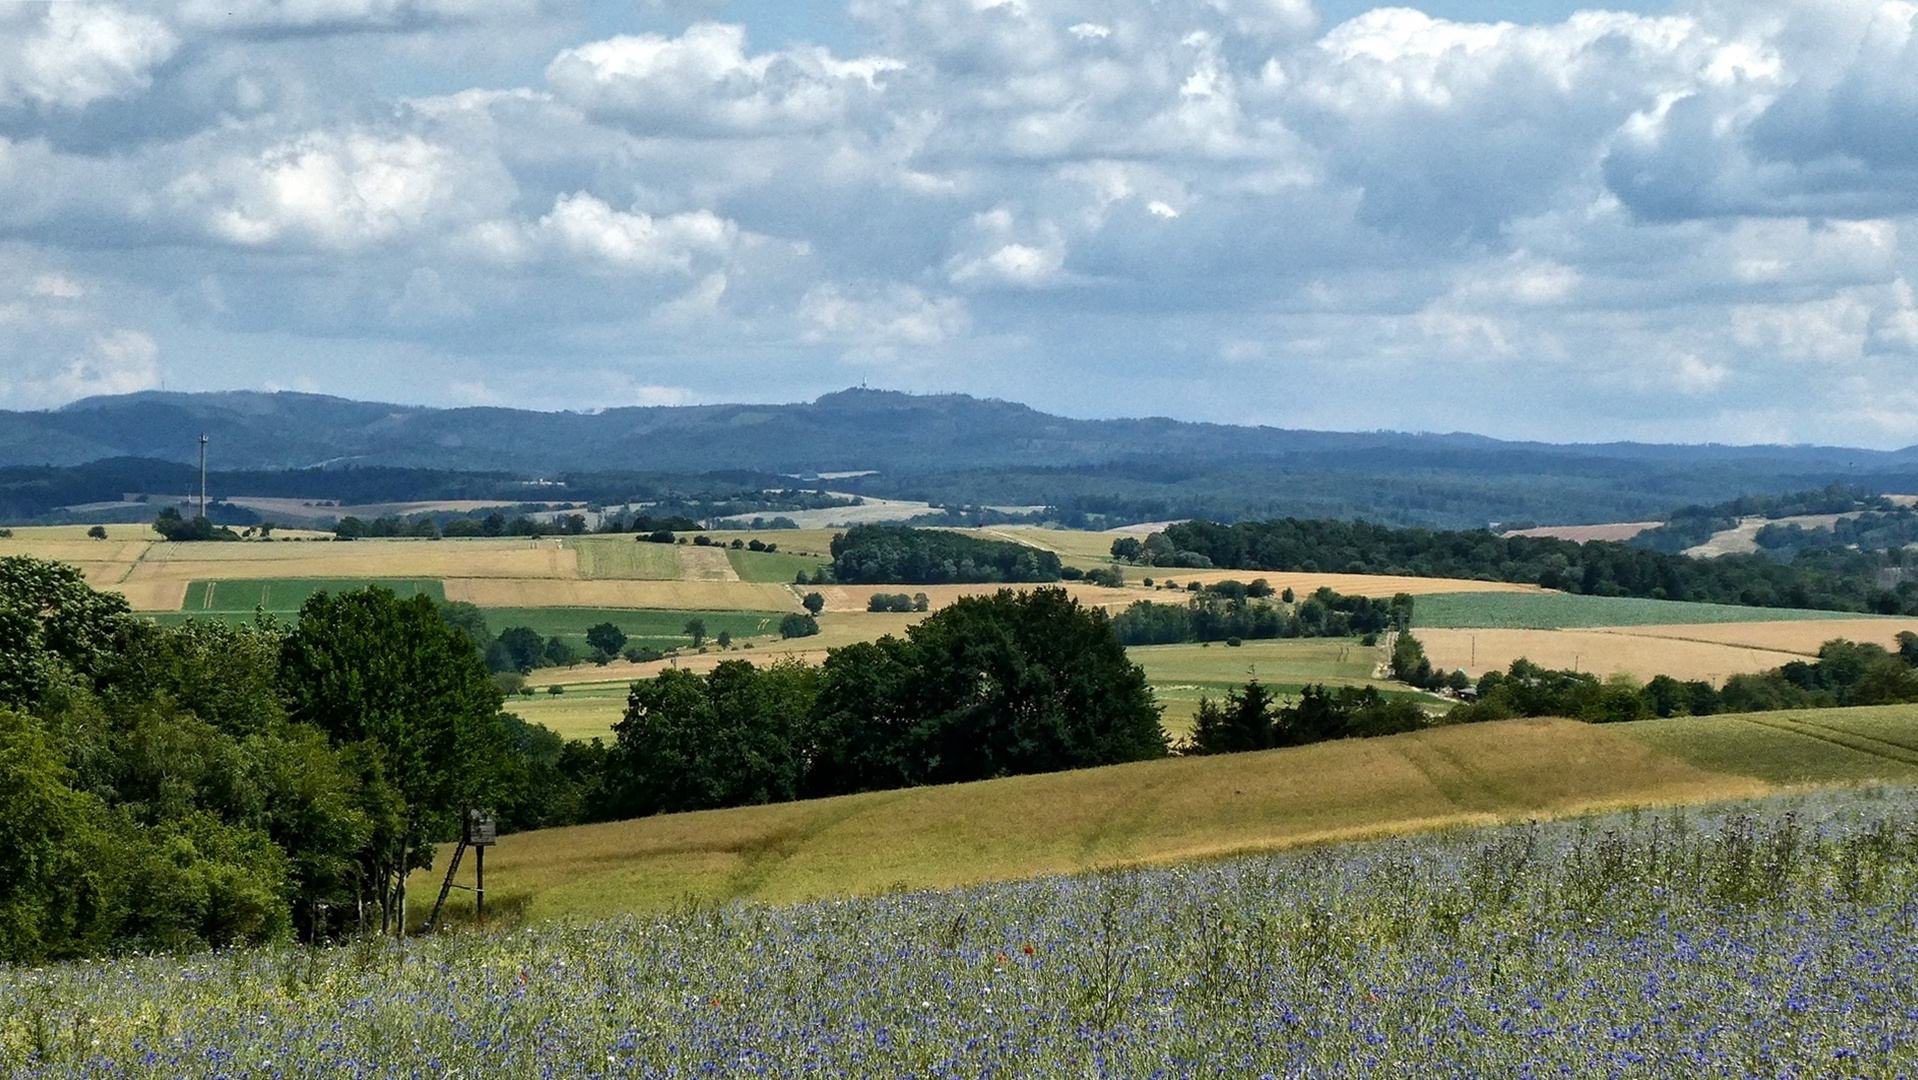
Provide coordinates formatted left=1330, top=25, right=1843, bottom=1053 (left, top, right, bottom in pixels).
left=198, top=433, right=208, bottom=520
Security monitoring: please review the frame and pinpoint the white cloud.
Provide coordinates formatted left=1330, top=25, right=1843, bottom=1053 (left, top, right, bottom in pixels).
left=181, top=131, right=477, bottom=249
left=1, top=4, right=178, bottom=109
left=525, top=192, right=739, bottom=274
left=546, top=23, right=901, bottom=134
left=801, top=283, right=969, bottom=346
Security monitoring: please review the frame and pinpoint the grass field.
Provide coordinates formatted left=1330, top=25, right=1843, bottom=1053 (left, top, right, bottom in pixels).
left=1619, top=705, right=1918, bottom=784
left=562, top=537, right=682, bottom=580
left=1415, top=626, right=1810, bottom=683
left=1412, top=590, right=1874, bottom=629
left=506, top=685, right=633, bottom=741
left=726, top=547, right=832, bottom=582
left=179, top=577, right=446, bottom=612
left=410, top=713, right=1807, bottom=922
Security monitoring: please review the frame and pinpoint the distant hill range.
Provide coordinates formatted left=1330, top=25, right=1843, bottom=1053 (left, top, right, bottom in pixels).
left=5, top=388, right=1918, bottom=529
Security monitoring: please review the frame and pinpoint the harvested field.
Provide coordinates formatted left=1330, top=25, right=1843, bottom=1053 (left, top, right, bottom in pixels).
left=563, top=537, right=681, bottom=580
left=117, top=580, right=190, bottom=612
left=1415, top=627, right=1808, bottom=684
left=414, top=716, right=1768, bottom=921
left=1413, top=590, right=1864, bottom=630
left=443, top=578, right=800, bottom=611
left=677, top=545, right=739, bottom=581
left=125, top=538, right=578, bottom=581
left=1501, top=521, right=1661, bottom=542
left=1595, top=618, right=1918, bottom=656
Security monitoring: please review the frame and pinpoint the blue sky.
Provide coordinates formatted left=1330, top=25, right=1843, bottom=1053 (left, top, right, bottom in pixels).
left=3, top=0, right=1916, bottom=448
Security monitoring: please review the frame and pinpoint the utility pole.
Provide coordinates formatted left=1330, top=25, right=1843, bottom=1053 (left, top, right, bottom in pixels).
left=198, top=433, right=209, bottom=521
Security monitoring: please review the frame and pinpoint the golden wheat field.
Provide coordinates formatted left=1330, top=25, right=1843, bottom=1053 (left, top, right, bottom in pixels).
left=1418, top=617, right=1918, bottom=684
left=412, top=715, right=1773, bottom=922
left=1595, top=618, right=1918, bottom=656
left=1414, top=627, right=1810, bottom=684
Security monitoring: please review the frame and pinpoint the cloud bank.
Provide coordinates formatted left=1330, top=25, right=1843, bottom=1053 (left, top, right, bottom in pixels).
left=2, top=0, right=1918, bottom=446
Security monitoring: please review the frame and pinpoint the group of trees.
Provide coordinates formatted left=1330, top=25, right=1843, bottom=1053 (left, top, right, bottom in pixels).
left=596, top=588, right=1166, bottom=818
left=153, top=508, right=241, bottom=541
left=1145, top=517, right=1918, bottom=616
left=867, top=592, right=931, bottom=613
left=1183, top=680, right=1426, bottom=755
left=831, top=525, right=1062, bottom=585
left=0, top=558, right=551, bottom=962
left=1109, top=585, right=1409, bottom=647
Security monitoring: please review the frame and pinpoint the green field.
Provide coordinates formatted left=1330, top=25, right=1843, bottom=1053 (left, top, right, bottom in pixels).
left=563, top=537, right=682, bottom=580
left=409, top=703, right=1918, bottom=922
left=1619, top=704, right=1918, bottom=784
left=726, top=547, right=832, bottom=583
left=1412, top=590, right=1875, bottom=630
left=179, top=577, right=445, bottom=613
left=506, top=684, right=633, bottom=741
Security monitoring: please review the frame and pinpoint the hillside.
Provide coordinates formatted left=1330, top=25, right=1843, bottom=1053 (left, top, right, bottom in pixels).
left=414, top=707, right=1918, bottom=925
left=8, top=389, right=1918, bottom=528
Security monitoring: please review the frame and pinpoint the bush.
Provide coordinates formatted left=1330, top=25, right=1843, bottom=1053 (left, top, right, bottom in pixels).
left=780, top=613, right=820, bottom=639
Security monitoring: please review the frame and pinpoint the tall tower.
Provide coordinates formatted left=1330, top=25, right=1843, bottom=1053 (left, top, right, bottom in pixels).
left=199, top=434, right=208, bottom=521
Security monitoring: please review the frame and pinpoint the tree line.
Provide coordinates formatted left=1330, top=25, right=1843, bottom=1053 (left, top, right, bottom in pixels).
left=1109, top=583, right=1408, bottom=646
left=830, top=525, right=1062, bottom=585
left=1141, top=517, right=1918, bottom=615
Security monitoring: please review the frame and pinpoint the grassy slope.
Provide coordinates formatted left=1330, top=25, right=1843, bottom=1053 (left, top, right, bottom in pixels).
left=418, top=709, right=1918, bottom=925
left=1413, top=591, right=1876, bottom=630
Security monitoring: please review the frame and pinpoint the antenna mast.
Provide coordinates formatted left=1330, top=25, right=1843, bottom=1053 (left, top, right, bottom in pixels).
left=198, top=433, right=208, bottom=521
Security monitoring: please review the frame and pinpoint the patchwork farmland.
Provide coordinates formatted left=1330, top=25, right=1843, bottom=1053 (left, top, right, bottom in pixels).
left=7, top=522, right=1901, bottom=744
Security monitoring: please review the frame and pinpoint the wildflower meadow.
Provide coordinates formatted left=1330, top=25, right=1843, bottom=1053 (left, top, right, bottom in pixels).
left=5, top=786, right=1917, bottom=1078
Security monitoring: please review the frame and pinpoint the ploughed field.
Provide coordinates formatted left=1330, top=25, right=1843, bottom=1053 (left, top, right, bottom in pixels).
left=10, top=782, right=1918, bottom=1077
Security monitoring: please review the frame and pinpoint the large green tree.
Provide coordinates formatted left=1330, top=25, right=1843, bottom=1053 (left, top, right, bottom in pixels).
left=884, top=587, right=1166, bottom=784
left=279, top=587, right=510, bottom=935
left=607, top=659, right=812, bottom=818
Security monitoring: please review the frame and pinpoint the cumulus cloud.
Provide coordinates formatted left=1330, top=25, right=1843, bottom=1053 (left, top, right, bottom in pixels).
left=547, top=22, right=901, bottom=134
left=8, top=0, right=1918, bottom=443
left=173, top=129, right=510, bottom=250
left=0, top=4, right=178, bottom=109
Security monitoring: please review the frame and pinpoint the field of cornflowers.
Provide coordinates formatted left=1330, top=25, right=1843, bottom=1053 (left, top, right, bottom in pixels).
left=6, top=786, right=1918, bottom=1078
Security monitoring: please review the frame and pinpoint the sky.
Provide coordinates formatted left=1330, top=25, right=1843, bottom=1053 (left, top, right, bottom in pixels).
left=2, top=1, right=1918, bottom=448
